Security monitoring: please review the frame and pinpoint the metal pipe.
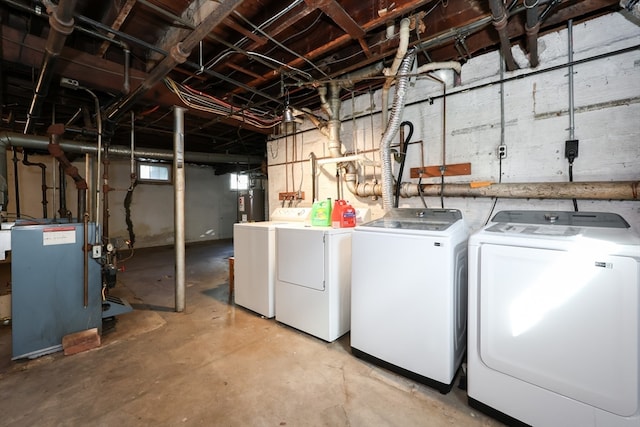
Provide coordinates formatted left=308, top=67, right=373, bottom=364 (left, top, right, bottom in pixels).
left=525, top=0, right=540, bottom=67
left=309, top=152, right=317, bottom=201
left=22, top=153, right=48, bottom=218
left=343, top=180, right=639, bottom=201
left=489, top=0, right=518, bottom=71
left=46, top=124, right=88, bottom=219
left=406, top=181, right=640, bottom=201
left=23, top=0, right=78, bottom=134
left=102, top=148, right=110, bottom=243
left=130, top=111, right=135, bottom=176
left=568, top=20, right=575, bottom=141
left=12, top=148, right=19, bottom=216
left=174, top=106, right=186, bottom=313
left=78, top=87, right=102, bottom=240
left=0, top=132, right=263, bottom=165
left=58, top=163, right=70, bottom=219
left=105, top=0, right=243, bottom=123
left=122, top=45, right=131, bottom=94
left=83, top=210, right=89, bottom=307
left=539, top=0, right=562, bottom=24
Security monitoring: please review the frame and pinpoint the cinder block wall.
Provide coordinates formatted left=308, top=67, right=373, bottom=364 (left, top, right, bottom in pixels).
left=267, top=12, right=640, bottom=234
left=7, top=157, right=237, bottom=248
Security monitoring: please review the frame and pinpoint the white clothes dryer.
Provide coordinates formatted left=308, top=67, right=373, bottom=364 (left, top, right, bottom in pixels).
left=350, top=208, right=469, bottom=393
left=275, top=209, right=370, bottom=342
left=233, top=207, right=311, bottom=318
left=468, top=210, right=640, bottom=427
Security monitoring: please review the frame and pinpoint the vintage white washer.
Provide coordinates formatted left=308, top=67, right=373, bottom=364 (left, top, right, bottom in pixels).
left=232, top=207, right=311, bottom=318
left=350, top=208, right=469, bottom=393
left=467, top=210, right=640, bottom=427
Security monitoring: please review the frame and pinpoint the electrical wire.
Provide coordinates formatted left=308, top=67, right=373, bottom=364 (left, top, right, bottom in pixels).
left=417, top=175, right=428, bottom=208
left=569, top=161, right=578, bottom=211
left=164, top=77, right=281, bottom=129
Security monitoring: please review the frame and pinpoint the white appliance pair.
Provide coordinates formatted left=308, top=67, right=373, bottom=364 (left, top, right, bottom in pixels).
left=350, top=208, right=469, bottom=393
left=275, top=209, right=370, bottom=342
left=468, top=210, right=640, bottom=427
left=233, top=207, right=311, bottom=318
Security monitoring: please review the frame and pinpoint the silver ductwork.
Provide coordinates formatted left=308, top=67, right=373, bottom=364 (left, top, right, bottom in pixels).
left=380, top=48, right=416, bottom=211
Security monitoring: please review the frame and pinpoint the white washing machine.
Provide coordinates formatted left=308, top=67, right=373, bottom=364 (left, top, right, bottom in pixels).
left=233, top=207, right=311, bottom=318
left=468, top=210, right=640, bottom=427
left=350, top=208, right=469, bottom=393
left=275, top=209, right=370, bottom=342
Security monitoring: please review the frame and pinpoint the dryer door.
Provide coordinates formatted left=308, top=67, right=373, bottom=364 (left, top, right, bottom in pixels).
left=276, top=227, right=325, bottom=291
left=478, top=243, right=639, bottom=416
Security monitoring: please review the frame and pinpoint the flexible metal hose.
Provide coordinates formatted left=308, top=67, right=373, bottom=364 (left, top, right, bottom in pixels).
left=380, top=48, right=416, bottom=211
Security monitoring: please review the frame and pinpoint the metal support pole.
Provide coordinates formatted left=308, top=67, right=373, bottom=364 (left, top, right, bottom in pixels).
left=174, top=106, right=186, bottom=313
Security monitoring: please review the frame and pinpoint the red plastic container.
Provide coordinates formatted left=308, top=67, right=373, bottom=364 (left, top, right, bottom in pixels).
left=332, top=200, right=356, bottom=228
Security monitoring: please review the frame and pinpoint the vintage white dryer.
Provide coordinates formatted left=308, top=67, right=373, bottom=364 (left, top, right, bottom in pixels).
left=350, top=208, right=469, bottom=393
left=275, top=209, right=370, bottom=342
left=233, top=207, right=311, bottom=318
left=467, top=210, right=640, bottom=427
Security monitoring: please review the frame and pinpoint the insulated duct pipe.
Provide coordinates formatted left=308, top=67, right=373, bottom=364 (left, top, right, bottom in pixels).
left=400, top=181, right=640, bottom=201
left=23, top=0, right=78, bottom=134
left=489, top=0, right=518, bottom=71
left=0, top=132, right=262, bottom=164
left=524, top=0, right=541, bottom=68
left=105, top=0, right=243, bottom=123
left=327, top=83, right=342, bottom=158
left=343, top=179, right=639, bottom=201
left=174, top=107, right=186, bottom=313
left=380, top=48, right=416, bottom=211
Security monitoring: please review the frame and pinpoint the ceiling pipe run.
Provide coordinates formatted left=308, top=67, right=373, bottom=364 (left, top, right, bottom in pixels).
left=0, top=132, right=262, bottom=165
left=105, top=0, right=244, bottom=124
left=23, top=0, right=79, bottom=134
left=0, top=133, right=262, bottom=206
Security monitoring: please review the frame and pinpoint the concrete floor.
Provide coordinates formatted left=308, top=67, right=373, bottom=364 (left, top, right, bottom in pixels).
left=0, top=240, right=503, bottom=426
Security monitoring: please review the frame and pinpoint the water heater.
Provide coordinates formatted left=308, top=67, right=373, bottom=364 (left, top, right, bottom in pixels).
left=237, top=188, right=265, bottom=222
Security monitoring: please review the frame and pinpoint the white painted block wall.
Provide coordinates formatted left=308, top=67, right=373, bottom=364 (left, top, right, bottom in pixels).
left=267, top=12, right=640, bottom=235
left=6, top=156, right=238, bottom=248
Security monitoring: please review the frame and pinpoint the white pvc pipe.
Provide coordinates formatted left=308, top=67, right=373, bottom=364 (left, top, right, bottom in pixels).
left=174, top=106, right=186, bottom=313
left=316, top=154, right=379, bottom=167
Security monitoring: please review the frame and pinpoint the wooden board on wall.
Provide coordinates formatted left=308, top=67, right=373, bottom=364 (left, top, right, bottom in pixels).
left=409, top=163, right=471, bottom=178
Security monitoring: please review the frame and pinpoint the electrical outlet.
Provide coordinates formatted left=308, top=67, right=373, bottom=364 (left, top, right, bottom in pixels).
left=92, top=245, right=102, bottom=259
left=497, top=145, right=507, bottom=159
left=60, top=77, right=79, bottom=89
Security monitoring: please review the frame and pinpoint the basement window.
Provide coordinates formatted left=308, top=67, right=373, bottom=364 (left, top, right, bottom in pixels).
left=137, top=162, right=172, bottom=184
left=230, top=173, right=249, bottom=191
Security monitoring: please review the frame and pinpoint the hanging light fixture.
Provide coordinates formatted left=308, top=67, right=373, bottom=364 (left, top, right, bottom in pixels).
left=283, top=106, right=295, bottom=123
left=283, top=88, right=295, bottom=123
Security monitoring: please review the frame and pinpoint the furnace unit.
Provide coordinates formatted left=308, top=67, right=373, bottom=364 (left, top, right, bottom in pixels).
left=11, top=221, right=102, bottom=360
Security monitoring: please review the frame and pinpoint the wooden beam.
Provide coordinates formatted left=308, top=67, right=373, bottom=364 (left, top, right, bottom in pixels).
left=306, top=0, right=365, bottom=38
left=223, top=17, right=267, bottom=46
left=231, top=0, right=434, bottom=95
left=97, top=0, right=137, bottom=57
